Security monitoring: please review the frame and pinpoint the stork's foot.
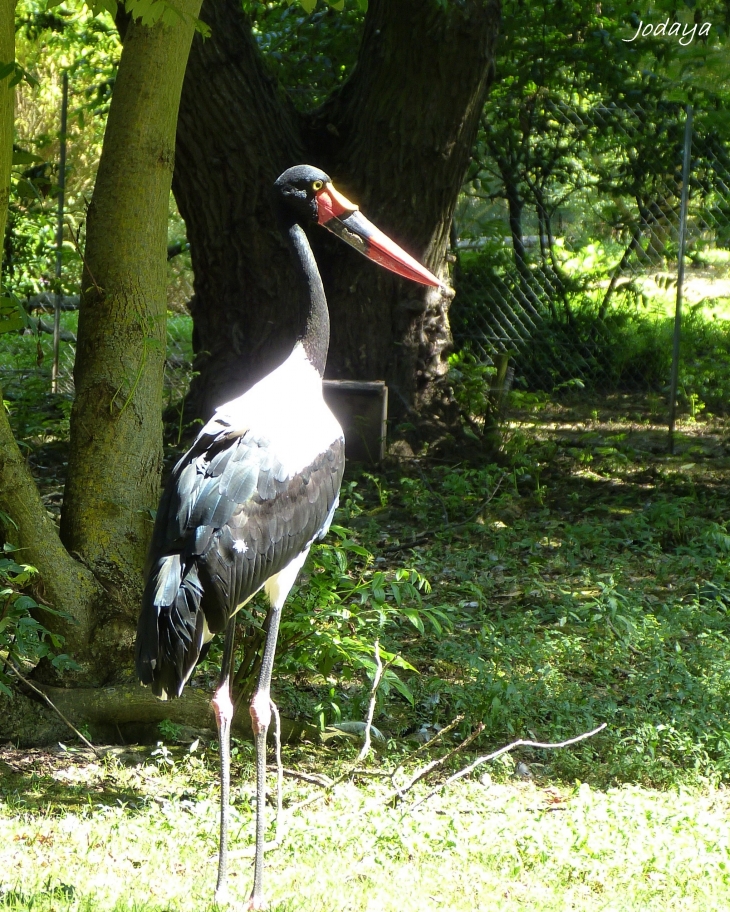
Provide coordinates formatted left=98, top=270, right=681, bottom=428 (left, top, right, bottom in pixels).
left=246, top=892, right=266, bottom=910
left=213, top=883, right=229, bottom=907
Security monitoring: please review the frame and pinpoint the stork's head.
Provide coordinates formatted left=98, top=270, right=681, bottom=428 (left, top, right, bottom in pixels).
left=274, top=164, right=443, bottom=288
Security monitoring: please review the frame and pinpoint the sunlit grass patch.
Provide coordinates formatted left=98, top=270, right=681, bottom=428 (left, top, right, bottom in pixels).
left=3, top=752, right=730, bottom=911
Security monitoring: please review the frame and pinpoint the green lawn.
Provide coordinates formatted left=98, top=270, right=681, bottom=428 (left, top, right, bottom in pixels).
left=2, top=744, right=730, bottom=912
left=3, top=316, right=730, bottom=911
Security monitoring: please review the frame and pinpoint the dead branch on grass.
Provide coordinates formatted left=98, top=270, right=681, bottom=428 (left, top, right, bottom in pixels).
left=388, top=714, right=465, bottom=800
left=271, top=768, right=333, bottom=788
left=405, top=723, right=607, bottom=814
left=10, top=663, right=101, bottom=758
left=358, top=639, right=384, bottom=762
left=390, top=721, right=484, bottom=803
left=277, top=641, right=395, bottom=816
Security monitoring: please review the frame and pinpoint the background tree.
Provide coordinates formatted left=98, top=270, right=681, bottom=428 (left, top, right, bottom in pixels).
left=173, top=0, right=501, bottom=424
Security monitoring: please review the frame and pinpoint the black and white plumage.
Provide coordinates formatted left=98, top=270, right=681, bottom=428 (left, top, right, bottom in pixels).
left=136, top=342, right=345, bottom=700
left=135, top=164, right=441, bottom=910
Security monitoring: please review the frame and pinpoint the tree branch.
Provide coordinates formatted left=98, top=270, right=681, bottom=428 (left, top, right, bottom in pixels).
left=10, top=663, right=101, bottom=757
left=406, top=723, right=608, bottom=814
left=0, top=391, right=99, bottom=647
left=390, top=722, right=484, bottom=803
left=357, top=639, right=384, bottom=762
left=0, top=682, right=318, bottom=747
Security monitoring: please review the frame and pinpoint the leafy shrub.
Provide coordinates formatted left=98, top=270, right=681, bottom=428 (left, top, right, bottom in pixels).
left=0, top=539, right=76, bottom=695
left=453, top=250, right=730, bottom=413
left=198, top=524, right=445, bottom=727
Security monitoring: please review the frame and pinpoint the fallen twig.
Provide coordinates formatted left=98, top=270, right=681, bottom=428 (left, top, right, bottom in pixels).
left=381, top=473, right=507, bottom=553
left=406, top=723, right=607, bottom=814
left=351, top=769, right=393, bottom=779
left=390, top=722, right=485, bottom=803
left=390, top=714, right=465, bottom=794
left=267, top=767, right=333, bottom=787
left=10, top=663, right=101, bottom=758
left=358, top=640, right=384, bottom=762
left=285, top=645, right=396, bottom=813
left=408, top=714, right=466, bottom=761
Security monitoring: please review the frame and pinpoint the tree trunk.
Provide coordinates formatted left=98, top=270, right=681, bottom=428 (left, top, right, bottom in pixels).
left=174, top=0, right=501, bottom=424
left=1, top=3, right=203, bottom=684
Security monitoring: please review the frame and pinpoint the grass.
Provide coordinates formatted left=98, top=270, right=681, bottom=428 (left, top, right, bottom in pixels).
left=3, top=319, right=730, bottom=909
left=3, top=744, right=730, bottom=911
left=385, top=399, right=730, bottom=788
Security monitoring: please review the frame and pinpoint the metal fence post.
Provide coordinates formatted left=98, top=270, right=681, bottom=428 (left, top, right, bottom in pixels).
left=668, top=105, right=693, bottom=454
left=51, top=71, right=68, bottom=394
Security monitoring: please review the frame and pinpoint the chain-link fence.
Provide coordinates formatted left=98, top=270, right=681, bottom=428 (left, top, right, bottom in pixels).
left=450, top=101, right=730, bottom=401
left=5, top=101, right=729, bottom=417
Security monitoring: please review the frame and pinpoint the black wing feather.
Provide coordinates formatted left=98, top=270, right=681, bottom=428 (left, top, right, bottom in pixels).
left=136, top=428, right=344, bottom=698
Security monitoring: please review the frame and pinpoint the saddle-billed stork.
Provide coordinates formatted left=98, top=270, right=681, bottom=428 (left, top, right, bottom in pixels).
left=135, top=165, right=441, bottom=909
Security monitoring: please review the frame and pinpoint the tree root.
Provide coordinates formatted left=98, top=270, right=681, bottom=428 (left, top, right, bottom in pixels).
left=0, top=682, right=318, bottom=747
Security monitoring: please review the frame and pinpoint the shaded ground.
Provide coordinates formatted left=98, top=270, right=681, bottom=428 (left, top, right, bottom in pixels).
left=2, top=392, right=730, bottom=909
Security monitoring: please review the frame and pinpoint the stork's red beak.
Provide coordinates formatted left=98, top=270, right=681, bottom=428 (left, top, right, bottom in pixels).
left=315, top=182, right=443, bottom=288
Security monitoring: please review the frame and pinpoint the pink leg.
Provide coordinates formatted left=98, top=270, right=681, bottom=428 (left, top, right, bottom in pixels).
left=247, top=604, right=283, bottom=910
left=214, top=620, right=236, bottom=905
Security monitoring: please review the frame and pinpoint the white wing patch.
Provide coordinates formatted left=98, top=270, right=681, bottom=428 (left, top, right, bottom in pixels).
left=264, top=548, right=310, bottom=611
left=201, top=343, right=342, bottom=480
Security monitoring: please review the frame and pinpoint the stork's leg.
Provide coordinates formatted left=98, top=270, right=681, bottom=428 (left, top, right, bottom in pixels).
left=248, top=550, right=309, bottom=911
left=247, top=602, right=282, bottom=910
left=214, top=618, right=237, bottom=906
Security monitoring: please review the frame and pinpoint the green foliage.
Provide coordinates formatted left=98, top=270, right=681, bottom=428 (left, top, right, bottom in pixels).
left=0, top=296, right=32, bottom=335
left=0, top=59, right=39, bottom=88
left=5, top=2, right=120, bottom=301
left=455, top=241, right=730, bottom=412
left=286, top=0, right=367, bottom=13
left=455, top=0, right=730, bottom=403
left=0, top=542, right=76, bottom=696
left=157, top=719, right=183, bottom=742
left=447, top=349, right=496, bottom=421
left=0, top=310, right=76, bottom=441
left=209, top=525, right=443, bottom=725
left=385, top=419, right=730, bottom=787
left=249, top=0, right=364, bottom=110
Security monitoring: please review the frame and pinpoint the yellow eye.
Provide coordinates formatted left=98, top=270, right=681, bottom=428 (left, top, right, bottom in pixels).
left=312, top=180, right=323, bottom=191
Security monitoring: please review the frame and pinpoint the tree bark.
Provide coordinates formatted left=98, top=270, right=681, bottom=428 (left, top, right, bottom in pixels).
left=174, top=0, right=501, bottom=423
left=0, top=684, right=316, bottom=746
left=0, top=3, right=203, bottom=685
left=63, top=2, right=204, bottom=572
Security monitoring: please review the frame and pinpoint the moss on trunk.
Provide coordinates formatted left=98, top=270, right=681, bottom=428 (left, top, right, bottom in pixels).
left=56, top=1, right=203, bottom=677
